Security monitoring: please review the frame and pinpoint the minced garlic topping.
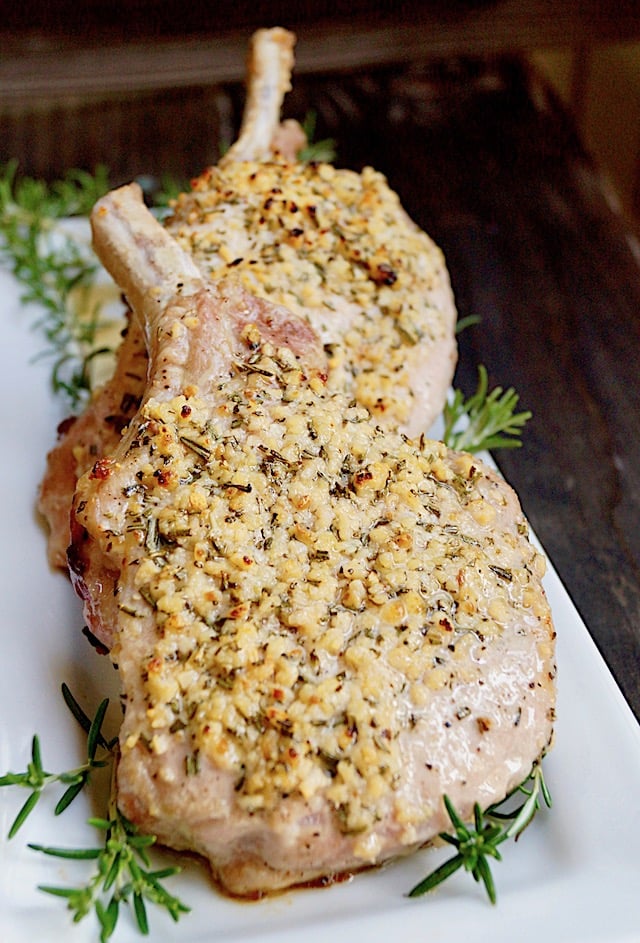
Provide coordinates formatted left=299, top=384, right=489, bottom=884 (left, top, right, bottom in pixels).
left=102, top=331, right=549, bottom=837
left=166, top=158, right=452, bottom=428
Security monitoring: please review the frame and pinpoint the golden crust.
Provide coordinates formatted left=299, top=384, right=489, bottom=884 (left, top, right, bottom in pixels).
left=76, top=332, right=552, bottom=840
left=167, top=157, right=456, bottom=432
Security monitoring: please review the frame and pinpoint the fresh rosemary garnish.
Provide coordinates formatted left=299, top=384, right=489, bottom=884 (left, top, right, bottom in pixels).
left=298, top=110, right=337, bottom=163
left=31, top=805, right=189, bottom=941
left=408, top=764, right=551, bottom=904
left=442, top=364, right=532, bottom=453
left=0, top=161, right=112, bottom=408
left=0, top=684, right=190, bottom=940
left=0, top=684, right=112, bottom=837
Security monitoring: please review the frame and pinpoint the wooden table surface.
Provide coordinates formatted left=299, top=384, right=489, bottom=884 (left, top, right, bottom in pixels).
left=303, top=57, right=640, bottom=720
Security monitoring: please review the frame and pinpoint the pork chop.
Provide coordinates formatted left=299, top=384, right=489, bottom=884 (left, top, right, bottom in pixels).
left=167, top=29, right=457, bottom=439
left=38, top=27, right=457, bottom=568
left=68, top=182, right=555, bottom=898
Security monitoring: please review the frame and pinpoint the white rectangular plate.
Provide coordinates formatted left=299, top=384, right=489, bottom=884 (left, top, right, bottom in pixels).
left=1, top=262, right=640, bottom=943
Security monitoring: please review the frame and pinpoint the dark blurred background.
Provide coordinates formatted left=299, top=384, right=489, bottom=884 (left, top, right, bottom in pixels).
left=3, top=1, right=640, bottom=223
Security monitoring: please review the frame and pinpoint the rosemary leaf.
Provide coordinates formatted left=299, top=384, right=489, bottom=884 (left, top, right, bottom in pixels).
left=475, top=854, right=498, bottom=904
left=407, top=853, right=464, bottom=897
left=455, top=314, right=482, bottom=334
left=38, top=885, right=80, bottom=899
left=8, top=790, right=41, bottom=838
left=54, top=780, right=86, bottom=815
left=31, top=734, right=44, bottom=775
left=95, top=897, right=117, bottom=942
left=62, top=683, right=114, bottom=750
left=133, top=892, right=149, bottom=935
left=29, top=843, right=103, bottom=860
left=297, top=111, right=337, bottom=163
left=0, top=772, right=29, bottom=786
left=87, top=698, right=110, bottom=761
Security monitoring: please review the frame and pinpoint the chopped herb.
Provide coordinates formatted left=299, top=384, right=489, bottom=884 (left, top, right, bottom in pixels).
left=179, top=435, right=213, bottom=461
left=220, top=481, right=253, bottom=493
left=489, top=564, right=513, bottom=582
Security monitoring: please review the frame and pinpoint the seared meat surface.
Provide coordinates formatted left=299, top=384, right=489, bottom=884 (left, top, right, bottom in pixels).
left=68, top=183, right=555, bottom=898
left=39, top=317, right=147, bottom=567
left=38, top=27, right=456, bottom=567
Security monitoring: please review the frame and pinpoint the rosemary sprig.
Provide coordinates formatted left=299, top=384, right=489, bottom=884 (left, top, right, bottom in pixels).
left=442, top=364, right=532, bottom=453
left=0, top=686, right=111, bottom=837
left=31, top=804, right=189, bottom=941
left=1, top=683, right=190, bottom=940
left=408, top=764, right=551, bottom=904
left=0, top=161, right=112, bottom=408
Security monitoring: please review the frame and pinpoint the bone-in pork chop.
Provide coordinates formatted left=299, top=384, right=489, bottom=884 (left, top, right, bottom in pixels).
left=167, top=29, right=457, bottom=439
left=68, top=182, right=555, bottom=898
left=38, top=27, right=457, bottom=568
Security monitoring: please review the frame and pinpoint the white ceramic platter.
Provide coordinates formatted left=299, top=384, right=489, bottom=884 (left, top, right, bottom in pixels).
left=1, top=261, right=640, bottom=943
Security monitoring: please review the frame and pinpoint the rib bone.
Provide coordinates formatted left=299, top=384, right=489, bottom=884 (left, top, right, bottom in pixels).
left=220, top=28, right=297, bottom=165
